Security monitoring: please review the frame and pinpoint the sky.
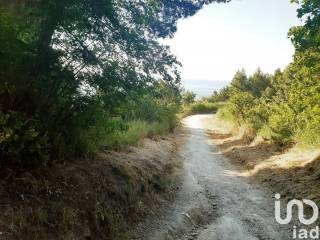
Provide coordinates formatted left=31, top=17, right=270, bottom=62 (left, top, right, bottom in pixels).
left=163, top=0, right=302, bottom=95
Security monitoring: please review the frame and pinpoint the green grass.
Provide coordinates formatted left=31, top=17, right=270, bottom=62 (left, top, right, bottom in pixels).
left=216, top=104, right=237, bottom=122
left=181, top=101, right=219, bottom=117
left=104, top=120, right=174, bottom=150
left=295, top=127, right=320, bottom=148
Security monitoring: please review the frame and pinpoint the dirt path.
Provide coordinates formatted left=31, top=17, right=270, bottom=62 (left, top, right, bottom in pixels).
left=134, top=114, right=293, bottom=240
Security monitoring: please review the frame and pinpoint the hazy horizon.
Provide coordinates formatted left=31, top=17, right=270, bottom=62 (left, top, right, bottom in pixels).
left=182, top=80, right=228, bottom=99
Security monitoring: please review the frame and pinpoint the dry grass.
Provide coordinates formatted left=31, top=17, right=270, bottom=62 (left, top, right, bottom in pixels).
left=0, top=137, right=182, bottom=240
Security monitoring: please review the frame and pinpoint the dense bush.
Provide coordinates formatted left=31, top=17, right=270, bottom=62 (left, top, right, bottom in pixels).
left=206, top=87, right=231, bottom=103
left=104, top=120, right=175, bottom=150
left=216, top=63, right=320, bottom=146
left=215, top=62, right=320, bottom=146
left=182, top=101, right=219, bottom=117
left=227, top=91, right=256, bottom=122
left=0, top=111, right=49, bottom=167
left=182, top=90, right=196, bottom=105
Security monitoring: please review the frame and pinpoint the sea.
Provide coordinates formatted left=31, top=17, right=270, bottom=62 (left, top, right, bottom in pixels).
left=182, top=80, right=229, bottom=99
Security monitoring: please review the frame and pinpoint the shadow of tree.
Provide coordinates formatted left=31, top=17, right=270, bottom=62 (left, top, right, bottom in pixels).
left=251, top=154, right=320, bottom=202
left=224, top=143, right=284, bottom=168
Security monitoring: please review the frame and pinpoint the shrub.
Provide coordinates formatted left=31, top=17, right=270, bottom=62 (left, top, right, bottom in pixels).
left=246, top=101, right=270, bottom=132
left=295, top=108, right=320, bottom=146
left=217, top=105, right=236, bottom=122
left=0, top=111, right=49, bottom=167
left=182, top=102, right=218, bottom=117
left=260, top=104, right=296, bottom=144
left=228, top=92, right=255, bottom=123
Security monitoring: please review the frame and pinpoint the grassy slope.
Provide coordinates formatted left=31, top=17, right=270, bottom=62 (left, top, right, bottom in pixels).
left=180, top=102, right=224, bottom=118
left=0, top=137, right=182, bottom=240
left=105, top=120, right=176, bottom=150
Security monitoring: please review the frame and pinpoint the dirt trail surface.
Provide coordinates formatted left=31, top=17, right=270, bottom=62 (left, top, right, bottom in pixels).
left=134, top=114, right=292, bottom=240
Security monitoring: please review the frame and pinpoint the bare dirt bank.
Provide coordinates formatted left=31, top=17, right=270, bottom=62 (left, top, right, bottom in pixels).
left=0, top=136, right=182, bottom=240
left=207, top=115, right=320, bottom=202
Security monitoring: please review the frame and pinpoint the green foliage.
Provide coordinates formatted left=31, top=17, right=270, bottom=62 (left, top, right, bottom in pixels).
left=206, top=87, right=231, bottom=102
left=266, top=104, right=296, bottom=143
left=247, top=69, right=271, bottom=97
left=230, top=69, right=249, bottom=92
left=0, top=111, right=49, bottom=167
left=182, top=90, right=196, bottom=105
left=182, top=101, right=218, bottom=117
left=229, top=68, right=270, bottom=98
left=296, top=113, right=320, bottom=145
left=217, top=104, right=236, bottom=122
left=104, top=120, right=174, bottom=150
left=215, top=51, right=320, bottom=145
left=228, top=92, right=256, bottom=123
left=216, top=64, right=319, bottom=145
left=243, top=102, right=268, bottom=132
left=2, top=1, right=232, bottom=166
left=289, top=0, right=320, bottom=52
left=72, top=116, right=128, bottom=156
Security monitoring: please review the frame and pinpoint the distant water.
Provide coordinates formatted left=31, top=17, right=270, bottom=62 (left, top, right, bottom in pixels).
left=182, top=80, right=229, bottom=99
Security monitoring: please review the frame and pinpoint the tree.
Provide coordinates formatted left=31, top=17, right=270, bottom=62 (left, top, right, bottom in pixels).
left=247, top=68, right=271, bottom=97
left=0, top=0, right=231, bottom=165
left=289, top=0, right=320, bottom=52
left=230, top=69, right=249, bottom=92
